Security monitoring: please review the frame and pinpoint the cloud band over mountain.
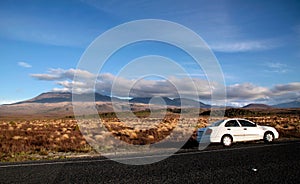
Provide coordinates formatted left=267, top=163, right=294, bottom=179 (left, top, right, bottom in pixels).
left=31, top=68, right=300, bottom=106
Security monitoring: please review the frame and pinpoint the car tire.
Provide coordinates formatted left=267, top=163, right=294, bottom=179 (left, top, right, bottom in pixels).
left=221, top=135, right=233, bottom=147
left=264, top=132, right=274, bottom=143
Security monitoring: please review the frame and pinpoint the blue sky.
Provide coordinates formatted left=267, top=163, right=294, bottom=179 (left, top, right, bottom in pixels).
left=0, top=0, right=300, bottom=106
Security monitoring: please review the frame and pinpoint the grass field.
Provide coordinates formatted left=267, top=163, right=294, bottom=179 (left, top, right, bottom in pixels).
left=1, top=109, right=299, bottom=162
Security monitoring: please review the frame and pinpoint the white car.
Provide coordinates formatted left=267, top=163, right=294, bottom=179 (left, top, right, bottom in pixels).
left=197, top=118, right=279, bottom=147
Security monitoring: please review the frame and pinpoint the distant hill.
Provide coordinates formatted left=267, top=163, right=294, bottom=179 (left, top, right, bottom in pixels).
left=0, top=92, right=212, bottom=119
left=3, top=91, right=299, bottom=119
left=242, top=103, right=273, bottom=109
left=129, top=97, right=210, bottom=108
left=7, top=92, right=300, bottom=109
left=200, top=108, right=264, bottom=117
left=174, top=98, right=211, bottom=108
left=13, top=92, right=209, bottom=108
left=15, top=92, right=72, bottom=104
left=273, top=101, right=300, bottom=108
left=14, top=92, right=114, bottom=104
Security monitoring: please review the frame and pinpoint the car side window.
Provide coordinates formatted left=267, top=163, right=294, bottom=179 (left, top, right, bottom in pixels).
left=238, top=120, right=256, bottom=127
left=225, top=120, right=240, bottom=127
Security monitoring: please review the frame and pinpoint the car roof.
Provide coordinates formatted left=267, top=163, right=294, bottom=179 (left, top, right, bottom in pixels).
left=225, top=118, right=249, bottom=121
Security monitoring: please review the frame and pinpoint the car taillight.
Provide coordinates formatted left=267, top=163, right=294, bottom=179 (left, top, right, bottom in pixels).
left=205, top=128, right=213, bottom=135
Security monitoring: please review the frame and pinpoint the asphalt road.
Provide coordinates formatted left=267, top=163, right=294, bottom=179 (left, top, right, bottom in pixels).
left=0, top=141, right=299, bottom=184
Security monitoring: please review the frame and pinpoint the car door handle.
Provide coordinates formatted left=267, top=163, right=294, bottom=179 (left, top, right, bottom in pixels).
left=227, top=128, right=231, bottom=130
left=244, top=128, right=247, bottom=130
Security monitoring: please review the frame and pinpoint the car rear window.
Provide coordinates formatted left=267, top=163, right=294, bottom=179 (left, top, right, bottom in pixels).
left=225, top=120, right=240, bottom=127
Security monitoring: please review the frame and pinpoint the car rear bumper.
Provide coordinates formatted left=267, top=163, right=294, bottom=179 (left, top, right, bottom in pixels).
left=197, top=129, right=220, bottom=143
left=198, top=135, right=220, bottom=143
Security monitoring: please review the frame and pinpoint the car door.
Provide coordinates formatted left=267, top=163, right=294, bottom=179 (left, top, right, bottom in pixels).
left=237, top=119, right=261, bottom=141
left=224, top=120, right=245, bottom=142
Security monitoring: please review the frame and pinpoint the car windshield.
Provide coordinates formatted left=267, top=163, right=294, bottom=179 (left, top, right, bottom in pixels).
left=210, top=120, right=224, bottom=127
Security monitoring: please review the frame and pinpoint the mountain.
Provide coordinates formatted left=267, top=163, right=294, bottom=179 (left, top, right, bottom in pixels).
left=242, top=103, right=273, bottom=109
left=14, top=92, right=114, bottom=104
left=273, top=101, right=300, bottom=108
left=10, top=92, right=209, bottom=108
left=0, top=92, right=211, bottom=119
left=129, top=97, right=210, bottom=108
left=1, top=92, right=299, bottom=119
left=15, top=92, right=72, bottom=104
left=173, top=98, right=211, bottom=108
left=7, top=92, right=300, bottom=109
left=0, top=92, right=117, bottom=118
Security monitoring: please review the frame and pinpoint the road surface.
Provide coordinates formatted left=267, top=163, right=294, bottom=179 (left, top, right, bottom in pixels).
left=0, top=141, right=299, bottom=183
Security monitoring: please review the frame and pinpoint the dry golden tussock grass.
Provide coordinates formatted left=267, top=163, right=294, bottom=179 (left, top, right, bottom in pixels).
left=0, top=114, right=299, bottom=162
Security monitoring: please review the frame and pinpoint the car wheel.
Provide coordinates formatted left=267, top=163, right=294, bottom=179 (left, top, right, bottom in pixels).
left=264, top=132, right=274, bottom=143
left=222, top=135, right=233, bottom=147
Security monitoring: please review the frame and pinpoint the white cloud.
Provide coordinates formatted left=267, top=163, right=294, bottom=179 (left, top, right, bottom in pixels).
left=18, top=61, right=32, bottom=68
left=266, top=62, right=286, bottom=68
left=31, top=68, right=300, bottom=105
left=31, top=68, right=96, bottom=81
left=272, top=82, right=300, bottom=94
left=210, top=40, right=278, bottom=53
left=226, top=82, right=300, bottom=105
left=226, top=83, right=270, bottom=100
left=264, top=62, right=289, bottom=73
left=31, top=68, right=215, bottom=99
